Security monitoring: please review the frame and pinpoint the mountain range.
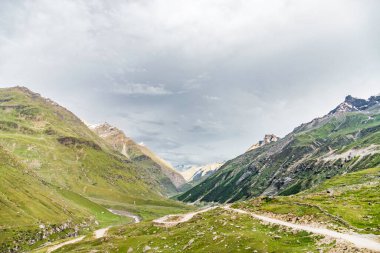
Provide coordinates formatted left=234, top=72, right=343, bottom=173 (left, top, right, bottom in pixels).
left=178, top=95, right=380, bottom=203
left=180, top=162, right=224, bottom=185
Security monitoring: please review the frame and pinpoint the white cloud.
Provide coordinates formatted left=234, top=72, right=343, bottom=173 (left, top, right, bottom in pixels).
left=112, top=83, right=173, bottom=96
left=0, top=0, right=379, bottom=165
left=204, top=95, right=221, bottom=101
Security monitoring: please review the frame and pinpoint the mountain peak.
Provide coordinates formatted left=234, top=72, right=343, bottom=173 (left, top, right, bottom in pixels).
left=329, top=94, right=380, bottom=115
left=89, top=122, right=186, bottom=189
left=247, top=134, right=279, bottom=152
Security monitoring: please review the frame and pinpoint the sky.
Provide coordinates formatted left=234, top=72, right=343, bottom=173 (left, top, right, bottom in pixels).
left=0, top=0, right=379, bottom=167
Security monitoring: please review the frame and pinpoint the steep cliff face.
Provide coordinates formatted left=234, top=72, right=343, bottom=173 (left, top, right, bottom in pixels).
left=178, top=94, right=380, bottom=203
left=89, top=123, right=187, bottom=193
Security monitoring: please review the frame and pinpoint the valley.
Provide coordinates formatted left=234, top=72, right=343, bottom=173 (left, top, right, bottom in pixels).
left=0, top=87, right=379, bottom=253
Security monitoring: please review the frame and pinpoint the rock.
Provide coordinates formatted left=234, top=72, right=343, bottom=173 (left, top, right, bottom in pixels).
left=143, top=245, right=151, bottom=252
left=247, top=134, right=279, bottom=151
left=183, top=238, right=195, bottom=250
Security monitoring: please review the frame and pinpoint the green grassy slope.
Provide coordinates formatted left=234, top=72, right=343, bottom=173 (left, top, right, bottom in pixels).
left=0, top=87, right=188, bottom=209
left=0, top=145, right=132, bottom=252
left=0, top=87, right=191, bottom=251
left=52, top=208, right=325, bottom=253
left=233, top=167, right=380, bottom=235
left=179, top=99, right=380, bottom=203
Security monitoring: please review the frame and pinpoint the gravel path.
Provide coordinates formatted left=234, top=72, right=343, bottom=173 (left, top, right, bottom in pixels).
left=45, top=209, right=141, bottom=252
left=225, top=206, right=380, bottom=252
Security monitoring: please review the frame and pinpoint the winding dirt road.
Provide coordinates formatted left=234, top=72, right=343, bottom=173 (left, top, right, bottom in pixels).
left=224, top=206, right=380, bottom=252
left=153, top=205, right=380, bottom=252
left=45, top=209, right=141, bottom=253
left=44, top=205, right=380, bottom=252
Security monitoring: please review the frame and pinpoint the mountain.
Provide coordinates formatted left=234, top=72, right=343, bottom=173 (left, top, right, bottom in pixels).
left=181, top=162, right=224, bottom=184
left=89, top=123, right=186, bottom=194
left=247, top=134, right=279, bottom=152
left=0, top=87, right=189, bottom=251
left=178, top=94, right=380, bottom=203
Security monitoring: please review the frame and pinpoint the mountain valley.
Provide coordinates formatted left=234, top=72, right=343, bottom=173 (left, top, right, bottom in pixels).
left=0, top=87, right=379, bottom=253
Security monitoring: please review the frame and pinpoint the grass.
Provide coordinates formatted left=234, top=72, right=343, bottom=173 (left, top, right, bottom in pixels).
left=0, top=86, right=192, bottom=251
left=233, top=168, right=380, bottom=234
left=52, top=208, right=327, bottom=253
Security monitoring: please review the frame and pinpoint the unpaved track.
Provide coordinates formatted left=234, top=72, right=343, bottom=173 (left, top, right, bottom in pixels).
left=108, top=208, right=141, bottom=223
left=224, top=206, right=380, bottom=252
left=46, top=236, right=85, bottom=253
left=153, top=206, right=217, bottom=227
left=45, top=209, right=141, bottom=252
left=153, top=205, right=380, bottom=252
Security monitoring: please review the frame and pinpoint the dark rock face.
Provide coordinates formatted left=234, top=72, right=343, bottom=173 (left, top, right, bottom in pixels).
left=329, top=95, right=380, bottom=114
left=57, top=136, right=101, bottom=150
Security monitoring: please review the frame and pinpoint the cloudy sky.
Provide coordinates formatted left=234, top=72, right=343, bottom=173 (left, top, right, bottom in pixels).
left=0, top=0, right=379, bottom=167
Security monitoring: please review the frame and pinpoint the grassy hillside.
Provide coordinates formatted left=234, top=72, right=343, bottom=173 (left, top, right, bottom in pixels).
left=179, top=98, right=380, bottom=203
left=48, top=167, right=379, bottom=253
left=50, top=208, right=325, bottom=253
left=233, top=167, right=380, bottom=235
left=0, top=145, right=133, bottom=252
left=0, top=87, right=191, bottom=252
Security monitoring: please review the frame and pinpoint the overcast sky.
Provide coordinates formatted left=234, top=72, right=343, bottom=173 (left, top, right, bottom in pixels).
left=0, top=0, right=379, bottom=167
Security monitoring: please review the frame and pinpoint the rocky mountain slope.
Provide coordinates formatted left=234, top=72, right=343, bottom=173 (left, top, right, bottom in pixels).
left=89, top=123, right=186, bottom=194
left=181, top=162, right=224, bottom=185
left=0, top=87, right=189, bottom=252
left=178, top=95, right=380, bottom=203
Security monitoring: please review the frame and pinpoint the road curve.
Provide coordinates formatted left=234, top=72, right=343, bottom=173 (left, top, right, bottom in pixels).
left=153, top=206, right=217, bottom=227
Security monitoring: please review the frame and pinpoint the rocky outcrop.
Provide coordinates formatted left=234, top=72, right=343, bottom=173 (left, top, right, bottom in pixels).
left=247, top=134, right=279, bottom=152
left=329, top=95, right=380, bottom=115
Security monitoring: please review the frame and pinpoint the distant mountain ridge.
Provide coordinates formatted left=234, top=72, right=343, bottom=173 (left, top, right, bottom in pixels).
left=329, top=95, right=380, bottom=114
left=89, top=122, right=186, bottom=193
left=181, top=162, right=224, bottom=184
left=178, top=94, right=380, bottom=203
